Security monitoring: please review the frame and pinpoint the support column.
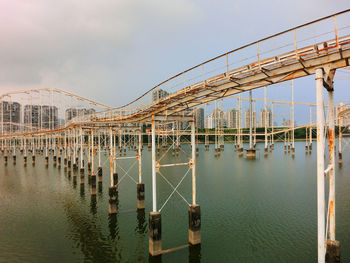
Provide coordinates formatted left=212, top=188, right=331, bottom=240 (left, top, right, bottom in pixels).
left=246, top=90, right=256, bottom=159
left=338, top=116, right=342, bottom=164
left=80, top=128, right=84, bottom=185
left=189, top=120, right=201, bottom=245
left=12, top=138, right=16, bottom=165
left=264, top=86, right=268, bottom=156
left=237, top=97, right=243, bottom=156
left=315, top=68, right=325, bottom=263
left=149, top=116, right=162, bottom=256
left=32, top=137, right=35, bottom=165
left=90, top=129, right=96, bottom=195
left=137, top=130, right=145, bottom=210
left=271, top=102, right=274, bottom=149
left=326, top=82, right=340, bottom=263
left=151, top=117, right=157, bottom=213
left=4, top=139, right=7, bottom=165
left=57, top=135, right=61, bottom=168
left=98, top=130, right=103, bottom=185
left=88, top=131, right=91, bottom=176
left=45, top=135, right=49, bottom=166
left=67, top=131, right=72, bottom=177
left=64, top=133, right=67, bottom=171
left=305, top=127, right=309, bottom=153
left=291, top=80, right=295, bottom=156
left=72, top=130, right=77, bottom=185
left=24, top=137, right=27, bottom=166
left=113, top=131, right=118, bottom=190
left=310, top=106, right=313, bottom=151
left=73, top=129, right=78, bottom=172
left=284, top=132, right=287, bottom=153
left=109, top=128, right=118, bottom=214
left=53, top=135, right=57, bottom=166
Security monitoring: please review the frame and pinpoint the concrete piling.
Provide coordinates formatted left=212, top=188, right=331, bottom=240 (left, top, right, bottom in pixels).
left=246, top=149, right=256, bottom=159
left=137, top=183, right=145, bottom=210
left=149, top=211, right=162, bottom=256
left=98, top=167, right=103, bottom=184
left=79, top=167, right=84, bottom=184
left=326, top=240, right=340, bottom=263
left=90, top=174, right=97, bottom=195
left=67, top=159, right=72, bottom=177
left=188, top=204, right=201, bottom=245
left=108, top=185, right=118, bottom=214
left=88, top=162, right=91, bottom=175
left=238, top=147, right=243, bottom=157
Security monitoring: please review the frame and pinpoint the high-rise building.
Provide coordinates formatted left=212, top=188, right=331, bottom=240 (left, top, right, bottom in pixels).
left=223, top=112, right=229, bottom=128
left=244, top=109, right=256, bottom=128
left=259, top=109, right=272, bottom=127
left=205, top=115, right=214, bottom=129
left=195, top=108, right=204, bottom=129
left=152, top=89, right=169, bottom=102
left=212, top=108, right=225, bottom=128
left=41, top=106, right=58, bottom=129
left=0, top=101, right=21, bottom=134
left=24, top=105, right=58, bottom=130
left=204, top=108, right=228, bottom=129
left=228, top=109, right=239, bottom=128
left=336, top=103, right=350, bottom=126
left=65, top=108, right=96, bottom=123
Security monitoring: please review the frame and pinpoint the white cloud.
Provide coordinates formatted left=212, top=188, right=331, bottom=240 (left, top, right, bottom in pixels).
left=0, top=0, right=348, bottom=111
left=0, top=0, right=202, bottom=105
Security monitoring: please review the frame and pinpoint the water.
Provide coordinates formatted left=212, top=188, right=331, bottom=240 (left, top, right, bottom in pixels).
left=0, top=139, right=349, bottom=263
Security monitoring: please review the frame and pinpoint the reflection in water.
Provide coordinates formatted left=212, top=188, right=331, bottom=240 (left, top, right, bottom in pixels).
left=90, top=195, right=97, bottom=215
left=109, top=192, right=119, bottom=215
left=73, top=176, right=77, bottom=189
left=98, top=182, right=103, bottom=197
left=136, top=209, right=146, bottom=234
left=63, top=195, right=121, bottom=263
left=189, top=244, right=201, bottom=263
left=3, top=140, right=350, bottom=263
left=80, top=184, right=85, bottom=198
left=149, top=254, right=162, bottom=263
left=135, top=210, right=147, bottom=262
left=108, top=214, right=119, bottom=241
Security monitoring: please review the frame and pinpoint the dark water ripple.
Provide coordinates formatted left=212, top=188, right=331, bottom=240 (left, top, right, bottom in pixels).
left=0, top=139, right=349, bottom=262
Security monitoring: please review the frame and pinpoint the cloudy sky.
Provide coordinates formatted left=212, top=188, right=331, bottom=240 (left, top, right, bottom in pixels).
left=0, top=0, right=350, bottom=117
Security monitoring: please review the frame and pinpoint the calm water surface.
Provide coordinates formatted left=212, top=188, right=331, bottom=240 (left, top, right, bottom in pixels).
left=0, top=139, right=349, bottom=263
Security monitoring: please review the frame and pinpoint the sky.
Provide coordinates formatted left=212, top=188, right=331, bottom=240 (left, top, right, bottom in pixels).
left=0, top=0, right=350, bottom=124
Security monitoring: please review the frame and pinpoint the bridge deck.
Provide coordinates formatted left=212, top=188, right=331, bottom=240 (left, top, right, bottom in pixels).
left=92, top=35, right=350, bottom=125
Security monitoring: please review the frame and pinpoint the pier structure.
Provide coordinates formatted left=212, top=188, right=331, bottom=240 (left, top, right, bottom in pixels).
left=2, top=10, right=350, bottom=262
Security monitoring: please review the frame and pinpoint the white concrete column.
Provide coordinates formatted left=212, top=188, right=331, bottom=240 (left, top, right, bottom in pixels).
left=315, top=68, right=325, bottom=263
left=151, top=116, right=157, bottom=212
